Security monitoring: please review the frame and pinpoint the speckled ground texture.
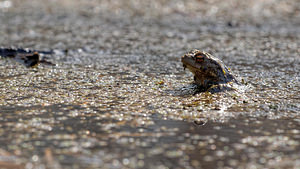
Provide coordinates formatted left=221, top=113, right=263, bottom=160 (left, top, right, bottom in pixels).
left=0, top=0, right=299, bottom=168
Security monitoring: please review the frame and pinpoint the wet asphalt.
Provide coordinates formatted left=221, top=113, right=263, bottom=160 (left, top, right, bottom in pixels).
left=0, top=0, right=299, bottom=168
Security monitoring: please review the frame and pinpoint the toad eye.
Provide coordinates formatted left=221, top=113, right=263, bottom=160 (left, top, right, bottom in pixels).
left=194, top=53, right=205, bottom=63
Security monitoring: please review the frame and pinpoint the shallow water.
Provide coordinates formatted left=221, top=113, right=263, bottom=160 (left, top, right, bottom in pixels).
left=0, top=0, right=299, bottom=168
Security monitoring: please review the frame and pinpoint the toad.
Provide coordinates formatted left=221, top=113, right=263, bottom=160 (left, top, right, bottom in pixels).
left=181, top=49, right=237, bottom=92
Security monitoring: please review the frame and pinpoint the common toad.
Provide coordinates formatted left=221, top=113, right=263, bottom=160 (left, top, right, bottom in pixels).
left=0, top=47, right=54, bottom=67
left=181, top=49, right=237, bottom=92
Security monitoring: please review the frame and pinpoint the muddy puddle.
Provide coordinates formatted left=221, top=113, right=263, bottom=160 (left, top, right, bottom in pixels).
left=0, top=0, right=299, bottom=168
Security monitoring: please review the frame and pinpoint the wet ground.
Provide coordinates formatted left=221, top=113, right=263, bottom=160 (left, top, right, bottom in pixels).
left=0, top=0, right=299, bottom=168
